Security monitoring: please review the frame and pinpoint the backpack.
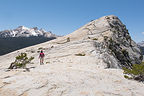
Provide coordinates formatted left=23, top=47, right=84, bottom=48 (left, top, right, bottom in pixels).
left=40, top=53, right=44, bottom=58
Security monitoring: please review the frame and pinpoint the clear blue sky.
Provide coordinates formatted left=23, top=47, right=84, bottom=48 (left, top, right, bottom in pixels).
left=0, top=0, right=144, bottom=42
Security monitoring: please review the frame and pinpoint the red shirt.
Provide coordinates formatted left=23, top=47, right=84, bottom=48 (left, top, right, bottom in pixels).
left=39, top=53, right=45, bottom=58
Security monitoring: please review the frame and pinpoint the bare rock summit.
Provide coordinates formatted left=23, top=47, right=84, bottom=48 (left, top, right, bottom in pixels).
left=58, top=15, right=142, bottom=68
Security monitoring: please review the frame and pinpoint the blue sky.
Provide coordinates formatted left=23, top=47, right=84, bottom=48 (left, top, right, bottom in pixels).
left=0, top=0, right=144, bottom=42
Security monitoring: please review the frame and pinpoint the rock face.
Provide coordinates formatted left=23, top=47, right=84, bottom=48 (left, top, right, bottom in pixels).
left=138, top=41, right=144, bottom=46
left=0, top=26, right=57, bottom=38
left=62, top=15, right=142, bottom=68
left=0, top=15, right=144, bottom=96
left=137, top=41, right=144, bottom=55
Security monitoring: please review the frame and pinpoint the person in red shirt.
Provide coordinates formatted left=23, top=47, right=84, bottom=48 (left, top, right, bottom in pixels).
left=39, top=50, right=45, bottom=65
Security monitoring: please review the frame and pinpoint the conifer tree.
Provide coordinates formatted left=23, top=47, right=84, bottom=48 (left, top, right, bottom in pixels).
left=8, top=53, right=34, bottom=69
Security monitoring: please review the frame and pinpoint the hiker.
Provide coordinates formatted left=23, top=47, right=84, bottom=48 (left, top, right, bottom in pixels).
left=39, top=50, right=45, bottom=65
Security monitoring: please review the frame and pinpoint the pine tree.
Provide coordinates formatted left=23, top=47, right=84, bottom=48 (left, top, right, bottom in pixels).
left=8, top=53, right=34, bottom=69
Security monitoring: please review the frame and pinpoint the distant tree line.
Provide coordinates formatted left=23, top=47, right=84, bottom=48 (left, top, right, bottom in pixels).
left=0, top=36, right=56, bottom=55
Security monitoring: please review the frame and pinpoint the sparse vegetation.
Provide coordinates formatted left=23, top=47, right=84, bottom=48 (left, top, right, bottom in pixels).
left=123, top=62, right=144, bottom=82
left=75, top=53, right=86, bottom=56
left=37, top=50, right=40, bottom=53
left=46, top=62, right=50, bottom=64
left=104, top=36, right=108, bottom=41
left=93, top=38, right=98, bottom=40
left=57, top=37, right=71, bottom=44
left=38, top=47, right=43, bottom=50
left=8, top=53, right=34, bottom=69
left=113, top=30, right=116, bottom=33
left=105, top=16, right=110, bottom=19
left=67, top=37, right=70, bottom=42
left=109, top=38, right=113, bottom=44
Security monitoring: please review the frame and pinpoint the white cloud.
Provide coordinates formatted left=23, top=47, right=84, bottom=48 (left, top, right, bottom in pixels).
left=142, top=32, right=144, bottom=35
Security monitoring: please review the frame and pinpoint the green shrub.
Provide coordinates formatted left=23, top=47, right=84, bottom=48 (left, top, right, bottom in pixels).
left=38, top=47, right=43, bottom=50
left=75, top=53, right=86, bottom=56
left=104, top=36, right=108, bottom=41
left=109, top=38, right=113, bottom=43
left=93, top=38, right=98, bottom=40
left=113, top=30, right=116, bottom=33
left=67, top=37, right=70, bottom=42
left=57, top=37, right=70, bottom=44
left=46, top=62, right=50, bottom=64
left=37, top=50, right=40, bottom=53
left=8, top=53, right=34, bottom=69
left=124, top=75, right=132, bottom=79
left=123, top=62, right=144, bottom=81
